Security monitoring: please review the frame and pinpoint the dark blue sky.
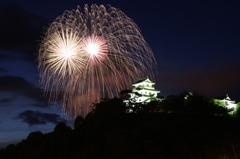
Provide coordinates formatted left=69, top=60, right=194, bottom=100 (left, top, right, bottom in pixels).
left=0, top=0, right=240, bottom=147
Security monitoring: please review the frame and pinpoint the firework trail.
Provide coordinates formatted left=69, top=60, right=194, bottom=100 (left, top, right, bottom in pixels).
left=39, top=4, right=155, bottom=118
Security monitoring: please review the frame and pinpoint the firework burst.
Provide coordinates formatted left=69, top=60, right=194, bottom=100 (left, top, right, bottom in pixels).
left=39, top=4, right=156, bottom=118
left=81, top=35, right=108, bottom=64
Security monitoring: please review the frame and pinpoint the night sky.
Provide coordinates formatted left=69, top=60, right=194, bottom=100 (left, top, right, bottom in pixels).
left=0, top=0, right=240, bottom=147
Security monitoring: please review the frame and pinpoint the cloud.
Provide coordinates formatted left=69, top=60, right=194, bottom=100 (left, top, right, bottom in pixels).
left=31, top=102, right=52, bottom=108
left=0, top=3, right=49, bottom=61
left=0, top=55, right=10, bottom=61
left=14, top=110, right=64, bottom=126
left=0, top=76, right=41, bottom=98
left=0, top=76, right=48, bottom=106
left=0, top=141, right=19, bottom=149
left=0, top=68, right=7, bottom=73
left=0, top=98, right=13, bottom=103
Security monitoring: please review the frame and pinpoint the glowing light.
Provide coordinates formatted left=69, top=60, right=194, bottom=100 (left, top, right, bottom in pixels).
left=86, top=42, right=99, bottom=55
left=81, top=35, right=108, bottom=63
left=214, top=95, right=237, bottom=115
left=39, top=28, right=85, bottom=77
left=87, top=43, right=99, bottom=55
left=60, top=44, right=75, bottom=59
left=38, top=4, right=156, bottom=118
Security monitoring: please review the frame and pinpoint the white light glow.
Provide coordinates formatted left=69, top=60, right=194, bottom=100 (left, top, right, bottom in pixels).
left=60, top=45, right=75, bottom=59
left=86, top=42, right=100, bottom=56
left=81, top=35, right=108, bottom=63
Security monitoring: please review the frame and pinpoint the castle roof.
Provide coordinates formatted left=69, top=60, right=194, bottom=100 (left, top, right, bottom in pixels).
left=132, top=87, right=160, bottom=92
left=133, top=77, right=155, bottom=86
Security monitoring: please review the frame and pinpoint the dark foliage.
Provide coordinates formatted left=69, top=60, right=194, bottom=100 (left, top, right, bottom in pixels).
left=234, top=103, right=240, bottom=118
left=1, top=96, right=240, bottom=159
left=155, top=92, right=229, bottom=115
left=119, top=89, right=131, bottom=99
left=74, top=116, right=84, bottom=130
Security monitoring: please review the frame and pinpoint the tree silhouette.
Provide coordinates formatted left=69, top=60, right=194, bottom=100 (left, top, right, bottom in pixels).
left=93, top=98, right=126, bottom=121
left=161, top=94, right=185, bottom=113
left=1, top=93, right=240, bottom=159
left=74, top=116, right=84, bottom=130
left=119, top=89, right=131, bottom=100
left=234, top=102, right=240, bottom=117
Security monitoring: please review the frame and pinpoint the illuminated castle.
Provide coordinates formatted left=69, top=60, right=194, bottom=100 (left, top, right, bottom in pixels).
left=220, top=94, right=237, bottom=114
left=124, top=77, right=160, bottom=112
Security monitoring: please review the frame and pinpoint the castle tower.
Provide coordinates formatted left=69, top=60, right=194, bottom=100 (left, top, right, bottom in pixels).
left=220, top=94, right=237, bottom=110
left=124, top=77, right=160, bottom=113
left=128, top=77, right=160, bottom=103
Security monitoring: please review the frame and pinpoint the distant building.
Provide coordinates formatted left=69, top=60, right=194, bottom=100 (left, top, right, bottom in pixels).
left=124, top=77, right=161, bottom=112
left=220, top=94, right=237, bottom=113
